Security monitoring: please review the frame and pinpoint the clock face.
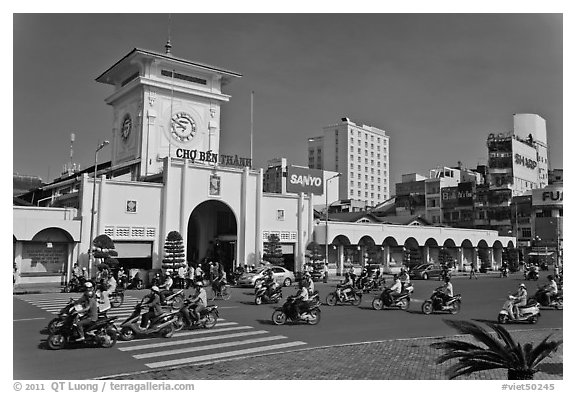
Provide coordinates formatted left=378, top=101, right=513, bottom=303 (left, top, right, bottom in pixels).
left=121, top=114, right=132, bottom=140
left=170, top=112, right=196, bottom=142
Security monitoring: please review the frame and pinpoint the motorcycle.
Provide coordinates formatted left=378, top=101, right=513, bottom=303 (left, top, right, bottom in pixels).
left=47, top=306, right=119, bottom=350
left=531, top=287, right=563, bottom=310
left=372, top=283, right=414, bottom=311
left=126, top=273, right=144, bottom=290
left=118, top=300, right=180, bottom=341
left=47, top=298, right=76, bottom=334
left=326, top=285, right=362, bottom=306
left=271, top=295, right=321, bottom=325
left=422, top=287, right=462, bottom=315
left=255, top=283, right=282, bottom=305
left=210, top=282, right=232, bottom=301
left=109, top=288, right=125, bottom=308
left=62, top=276, right=89, bottom=293
left=160, top=288, right=185, bottom=310
left=172, top=299, right=219, bottom=331
left=498, top=295, right=540, bottom=324
left=524, top=268, right=539, bottom=281
left=499, top=266, right=509, bottom=278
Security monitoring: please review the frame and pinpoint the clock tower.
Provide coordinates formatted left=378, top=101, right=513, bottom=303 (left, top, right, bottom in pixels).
left=96, top=47, right=242, bottom=178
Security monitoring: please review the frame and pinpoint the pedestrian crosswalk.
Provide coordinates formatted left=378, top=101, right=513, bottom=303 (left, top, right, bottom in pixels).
left=17, top=293, right=307, bottom=369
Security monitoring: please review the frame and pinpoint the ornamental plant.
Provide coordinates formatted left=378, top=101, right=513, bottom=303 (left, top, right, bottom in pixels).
left=162, top=230, right=186, bottom=271
left=432, top=319, right=562, bottom=380
left=263, top=234, right=284, bottom=266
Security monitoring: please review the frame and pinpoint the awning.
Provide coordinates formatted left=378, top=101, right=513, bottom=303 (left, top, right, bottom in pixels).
left=527, top=252, right=555, bottom=256
left=114, top=242, right=153, bottom=258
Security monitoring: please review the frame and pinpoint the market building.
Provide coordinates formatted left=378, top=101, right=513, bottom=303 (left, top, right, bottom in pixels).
left=13, top=45, right=515, bottom=286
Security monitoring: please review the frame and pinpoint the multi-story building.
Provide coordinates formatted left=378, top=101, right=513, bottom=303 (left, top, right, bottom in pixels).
left=307, top=117, right=390, bottom=208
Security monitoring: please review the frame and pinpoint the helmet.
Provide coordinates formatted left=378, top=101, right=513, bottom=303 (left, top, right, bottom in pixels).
left=195, top=281, right=204, bottom=288
left=267, top=270, right=273, bottom=276
left=519, top=283, right=526, bottom=288
left=304, top=271, right=311, bottom=277
left=82, top=267, right=87, bottom=271
left=151, top=285, right=160, bottom=292
left=393, top=274, right=399, bottom=280
left=84, top=282, right=93, bottom=289
left=86, top=290, right=95, bottom=297
left=547, top=275, right=554, bottom=281
left=444, top=276, right=451, bottom=282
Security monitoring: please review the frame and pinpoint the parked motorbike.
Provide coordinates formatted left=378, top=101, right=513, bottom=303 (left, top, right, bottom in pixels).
left=172, top=299, right=219, bottom=331
left=531, top=287, right=563, bottom=310
left=524, top=268, right=539, bottom=281
left=255, top=283, right=282, bottom=305
left=126, top=273, right=144, bottom=290
left=47, top=306, right=119, bottom=350
left=118, top=300, right=180, bottom=340
left=326, top=286, right=362, bottom=306
left=271, top=295, right=321, bottom=325
left=372, top=283, right=414, bottom=311
left=422, top=287, right=462, bottom=315
left=498, top=295, right=540, bottom=324
left=62, top=276, right=89, bottom=293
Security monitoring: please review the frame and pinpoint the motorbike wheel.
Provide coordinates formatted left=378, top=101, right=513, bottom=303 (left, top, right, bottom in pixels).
left=498, top=314, right=509, bottom=324
left=372, top=298, right=384, bottom=310
left=171, top=295, right=184, bottom=311
left=160, top=324, right=175, bottom=338
left=271, top=310, right=287, bottom=325
left=255, top=296, right=263, bottom=305
left=423, top=273, right=429, bottom=280
left=204, top=311, right=218, bottom=329
left=283, top=278, right=292, bottom=287
left=449, top=301, right=461, bottom=315
left=307, top=309, right=321, bottom=325
left=221, top=286, right=232, bottom=300
left=173, top=315, right=185, bottom=332
left=47, top=318, right=63, bottom=334
left=110, top=291, right=124, bottom=308
left=422, top=301, right=433, bottom=315
left=351, top=294, right=362, bottom=306
left=326, top=293, right=338, bottom=306
left=529, top=315, right=539, bottom=324
left=100, top=329, right=117, bottom=348
left=120, top=327, right=136, bottom=341
left=62, top=285, right=71, bottom=293
left=555, top=300, right=563, bottom=310
left=136, top=281, right=144, bottom=290
left=47, top=334, right=66, bottom=350
left=399, top=298, right=410, bottom=310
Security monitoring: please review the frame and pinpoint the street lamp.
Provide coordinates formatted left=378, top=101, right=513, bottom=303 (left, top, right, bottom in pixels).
left=88, top=140, right=110, bottom=277
left=325, top=173, right=341, bottom=268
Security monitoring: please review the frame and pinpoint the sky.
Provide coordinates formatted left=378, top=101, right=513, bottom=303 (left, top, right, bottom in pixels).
left=12, top=13, right=563, bottom=186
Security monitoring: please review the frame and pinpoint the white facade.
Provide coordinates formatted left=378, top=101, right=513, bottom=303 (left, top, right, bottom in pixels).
left=307, top=118, right=390, bottom=208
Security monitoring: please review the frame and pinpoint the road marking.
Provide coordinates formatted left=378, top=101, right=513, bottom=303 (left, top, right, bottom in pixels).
left=145, top=341, right=306, bottom=368
left=13, top=317, right=46, bottom=322
left=134, top=335, right=287, bottom=359
left=119, top=330, right=268, bottom=351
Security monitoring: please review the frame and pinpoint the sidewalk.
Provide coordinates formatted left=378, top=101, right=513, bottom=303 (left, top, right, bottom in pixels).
left=102, top=328, right=563, bottom=380
left=13, top=282, right=63, bottom=295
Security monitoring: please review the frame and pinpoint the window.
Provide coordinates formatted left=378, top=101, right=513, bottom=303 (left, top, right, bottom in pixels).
left=161, top=69, right=207, bottom=85
left=350, top=146, right=354, bottom=152
left=521, top=228, right=532, bottom=238
left=371, top=143, right=374, bottom=149
left=358, top=148, right=361, bottom=154
left=277, top=209, right=285, bottom=221
left=357, top=165, right=361, bottom=171
left=350, top=181, right=354, bottom=187
left=365, top=158, right=368, bottom=164
left=350, top=154, right=354, bottom=161
left=365, top=142, right=368, bottom=147
left=378, top=194, right=381, bottom=199
left=365, top=192, right=368, bottom=197
left=377, top=153, right=380, bottom=159
left=358, top=157, right=361, bottom=163
left=350, top=138, right=354, bottom=144
left=371, top=193, right=374, bottom=198
left=358, top=191, right=361, bottom=196
left=357, top=173, right=361, bottom=179
left=371, top=160, right=374, bottom=165
left=365, top=175, right=368, bottom=180
left=371, top=168, right=374, bottom=174
left=370, top=135, right=374, bottom=141
left=350, top=164, right=354, bottom=170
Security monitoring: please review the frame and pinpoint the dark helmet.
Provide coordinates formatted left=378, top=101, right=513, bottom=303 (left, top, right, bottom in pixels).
left=547, top=275, right=554, bottom=281
left=393, top=274, right=399, bottom=280
left=266, top=269, right=273, bottom=276
left=444, top=276, right=451, bottom=283
left=344, top=272, right=350, bottom=278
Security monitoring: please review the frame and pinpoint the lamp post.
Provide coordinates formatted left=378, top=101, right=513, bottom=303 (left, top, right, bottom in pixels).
left=325, top=173, right=341, bottom=267
left=533, top=236, right=542, bottom=269
left=88, top=140, right=110, bottom=277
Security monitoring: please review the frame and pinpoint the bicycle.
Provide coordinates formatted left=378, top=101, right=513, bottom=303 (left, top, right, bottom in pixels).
left=110, top=289, right=125, bottom=308
left=210, top=284, right=231, bottom=301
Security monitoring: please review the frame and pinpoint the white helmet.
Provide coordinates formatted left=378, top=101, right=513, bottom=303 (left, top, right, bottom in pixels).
left=519, top=283, right=526, bottom=288
left=151, top=285, right=160, bottom=292
left=84, top=282, right=93, bottom=288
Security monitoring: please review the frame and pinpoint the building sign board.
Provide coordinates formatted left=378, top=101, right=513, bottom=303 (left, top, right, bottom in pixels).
left=532, top=186, right=563, bottom=207
left=174, top=148, right=252, bottom=168
left=286, top=166, right=324, bottom=194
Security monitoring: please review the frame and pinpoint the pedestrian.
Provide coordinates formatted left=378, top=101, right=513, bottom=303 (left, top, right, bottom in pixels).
left=177, top=265, right=186, bottom=289
left=323, top=262, right=329, bottom=283
left=194, top=263, right=204, bottom=284
left=469, top=260, right=478, bottom=279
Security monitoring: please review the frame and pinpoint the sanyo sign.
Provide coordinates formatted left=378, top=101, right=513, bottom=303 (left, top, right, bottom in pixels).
left=286, top=166, right=324, bottom=194
left=532, top=186, right=563, bottom=207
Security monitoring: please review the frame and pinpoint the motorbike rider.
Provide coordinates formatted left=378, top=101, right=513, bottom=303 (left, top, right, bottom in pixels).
left=140, top=286, right=162, bottom=330
left=437, top=276, right=454, bottom=306
left=304, top=271, right=315, bottom=294
left=159, top=271, right=174, bottom=303
left=117, top=267, right=126, bottom=286
left=188, top=281, right=207, bottom=326
left=262, top=269, right=277, bottom=296
left=74, top=285, right=98, bottom=341
left=339, top=272, right=355, bottom=301
left=542, top=275, right=558, bottom=306
left=292, top=280, right=310, bottom=318
left=510, top=283, right=528, bottom=319
left=74, top=281, right=94, bottom=307
left=385, top=274, right=403, bottom=305
left=212, top=269, right=226, bottom=295
left=72, top=263, right=82, bottom=278
left=399, top=268, right=410, bottom=290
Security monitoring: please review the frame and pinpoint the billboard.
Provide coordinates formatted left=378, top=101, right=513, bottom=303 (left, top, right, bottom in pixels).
left=457, top=182, right=474, bottom=206
left=286, top=166, right=324, bottom=195
left=532, top=186, right=563, bottom=207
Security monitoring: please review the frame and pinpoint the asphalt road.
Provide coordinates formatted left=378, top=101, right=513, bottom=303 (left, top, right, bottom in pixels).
left=13, top=272, right=562, bottom=380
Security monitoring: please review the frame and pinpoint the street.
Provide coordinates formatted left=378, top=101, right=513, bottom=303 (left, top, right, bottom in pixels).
left=13, top=273, right=562, bottom=380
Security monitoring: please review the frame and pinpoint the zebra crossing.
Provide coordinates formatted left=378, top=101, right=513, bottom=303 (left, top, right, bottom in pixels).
left=17, top=293, right=307, bottom=369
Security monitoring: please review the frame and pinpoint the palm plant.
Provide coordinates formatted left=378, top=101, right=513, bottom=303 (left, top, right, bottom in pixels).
left=432, top=320, right=562, bottom=380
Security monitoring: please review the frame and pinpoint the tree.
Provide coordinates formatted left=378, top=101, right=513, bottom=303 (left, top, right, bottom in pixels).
left=432, top=319, right=562, bottom=380
left=263, top=234, right=284, bottom=266
left=92, top=234, right=119, bottom=269
left=306, top=241, right=323, bottom=263
left=162, top=231, right=186, bottom=271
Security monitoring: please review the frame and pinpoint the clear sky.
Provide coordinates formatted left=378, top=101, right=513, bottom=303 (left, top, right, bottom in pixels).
left=12, top=13, right=562, bottom=186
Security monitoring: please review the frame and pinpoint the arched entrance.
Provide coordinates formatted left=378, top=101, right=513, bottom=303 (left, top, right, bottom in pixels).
left=187, top=200, right=237, bottom=275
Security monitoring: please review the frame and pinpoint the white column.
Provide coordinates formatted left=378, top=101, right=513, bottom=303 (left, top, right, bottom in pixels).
left=297, top=192, right=305, bottom=272
left=159, top=157, right=172, bottom=269
left=307, top=194, right=314, bottom=244
left=179, top=161, right=189, bottom=239
left=457, top=247, right=464, bottom=271
left=338, top=245, right=344, bottom=276
left=239, top=167, right=249, bottom=264
left=96, top=175, right=106, bottom=236
left=255, top=168, right=263, bottom=265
